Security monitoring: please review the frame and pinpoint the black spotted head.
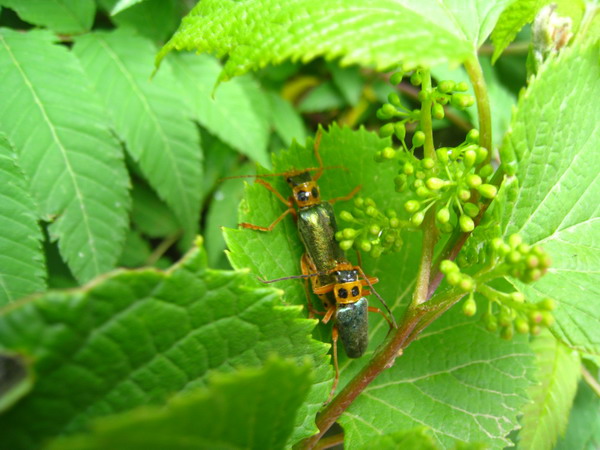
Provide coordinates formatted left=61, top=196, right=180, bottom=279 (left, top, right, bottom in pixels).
left=333, top=269, right=362, bottom=304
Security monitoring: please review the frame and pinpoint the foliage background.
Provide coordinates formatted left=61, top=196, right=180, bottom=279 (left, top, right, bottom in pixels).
left=0, top=0, right=598, bottom=449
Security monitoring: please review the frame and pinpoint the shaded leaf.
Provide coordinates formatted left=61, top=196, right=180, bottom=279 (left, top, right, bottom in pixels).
left=49, top=359, right=312, bottom=450
left=169, top=53, right=271, bottom=167
left=0, top=135, right=45, bottom=305
left=117, top=230, right=152, bottom=268
left=555, top=381, right=600, bottom=450
left=0, top=353, right=33, bottom=414
left=0, top=241, right=330, bottom=448
left=158, top=0, right=511, bottom=81
left=0, top=29, right=130, bottom=283
left=73, top=29, right=202, bottom=239
left=519, top=330, right=581, bottom=449
left=355, top=427, right=439, bottom=450
left=130, top=181, right=180, bottom=239
left=499, top=43, right=600, bottom=354
left=0, top=0, right=95, bottom=34
left=267, top=91, right=307, bottom=147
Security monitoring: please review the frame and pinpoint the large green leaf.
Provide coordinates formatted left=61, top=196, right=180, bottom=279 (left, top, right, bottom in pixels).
left=168, top=53, right=271, bottom=167
left=0, top=29, right=130, bottom=283
left=519, top=330, right=581, bottom=449
left=0, top=241, right=330, bottom=449
left=157, top=0, right=511, bottom=81
left=73, top=29, right=202, bottom=238
left=0, top=0, right=95, bottom=34
left=224, top=125, right=535, bottom=448
left=49, top=359, right=312, bottom=450
left=499, top=43, right=600, bottom=354
left=555, top=381, right=600, bottom=450
left=0, top=135, right=45, bottom=305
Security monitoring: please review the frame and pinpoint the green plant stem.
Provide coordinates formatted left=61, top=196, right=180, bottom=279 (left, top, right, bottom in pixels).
left=478, top=42, right=529, bottom=56
left=314, top=433, right=344, bottom=450
left=145, top=231, right=182, bottom=266
left=581, top=365, right=600, bottom=398
left=300, top=288, right=465, bottom=449
left=464, top=55, right=492, bottom=154
left=420, top=69, right=435, bottom=160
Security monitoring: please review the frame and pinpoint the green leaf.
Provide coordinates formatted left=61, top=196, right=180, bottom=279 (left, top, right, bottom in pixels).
left=555, top=381, right=600, bottom=450
left=0, top=0, right=95, bottom=34
left=0, top=353, right=33, bottom=414
left=499, top=44, right=600, bottom=354
left=73, top=29, right=202, bottom=239
left=131, top=181, right=180, bottom=239
left=298, top=81, right=347, bottom=113
left=519, top=330, right=581, bottom=449
left=0, top=241, right=331, bottom=448
left=267, top=91, right=307, bottom=147
left=491, top=0, right=547, bottom=63
left=48, top=358, right=312, bottom=450
left=0, top=135, right=45, bottom=305
left=168, top=53, right=271, bottom=167
left=355, top=427, right=439, bottom=450
left=117, top=230, right=152, bottom=268
left=328, top=63, right=364, bottom=106
left=100, top=0, right=182, bottom=42
left=0, top=29, right=130, bottom=283
left=158, top=0, right=511, bottom=81
left=110, top=0, right=147, bottom=15
left=224, top=125, right=535, bottom=448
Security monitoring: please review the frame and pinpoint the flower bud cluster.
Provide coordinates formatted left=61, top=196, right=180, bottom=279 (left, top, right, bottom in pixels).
left=376, top=128, right=496, bottom=233
left=335, top=197, right=406, bottom=258
left=440, top=234, right=555, bottom=339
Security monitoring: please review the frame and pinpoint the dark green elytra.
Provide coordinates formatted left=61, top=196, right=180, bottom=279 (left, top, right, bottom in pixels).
left=336, top=297, right=368, bottom=358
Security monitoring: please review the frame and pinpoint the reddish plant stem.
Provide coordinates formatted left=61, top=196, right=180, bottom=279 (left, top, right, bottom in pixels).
left=314, top=433, right=344, bottom=450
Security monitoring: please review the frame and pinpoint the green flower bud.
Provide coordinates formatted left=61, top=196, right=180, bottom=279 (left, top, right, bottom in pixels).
left=436, top=207, right=450, bottom=224
left=437, top=96, right=449, bottom=105
left=456, top=81, right=469, bottom=92
left=422, top=157, right=435, bottom=170
left=510, top=292, right=525, bottom=303
left=508, top=234, right=522, bottom=248
left=410, top=72, right=422, bottom=86
left=499, top=307, right=513, bottom=327
left=462, top=295, right=477, bottom=316
left=466, top=129, right=479, bottom=144
left=466, top=175, right=482, bottom=190
left=390, top=72, right=404, bottom=85
left=458, top=189, right=471, bottom=201
left=484, top=312, right=498, bottom=332
left=411, top=211, right=425, bottom=227
left=447, top=271, right=461, bottom=286
left=403, top=161, right=414, bottom=175
left=517, top=243, right=531, bottom=254
left=437, top=80, right=455, bottom=93
left=412, top=131, right=426, bottom=148
left=459, top=277, right=474, bottom=292
left=436, top=148, right=449, bottom=163
left=440, top=222, right=454, bottom=233
left=451, top=93, right=474, bottom=109
left=459, top=215, right=475, bottom=232
left=416, top=186, right=431, bottom=198
left=478, top=184, right=498, bottom=199
left=366, top=206, right=378, bottom=217
left=354, top=197, right=364, bottom=208
left=426, top=177, right=445, bottom=190
left=382, top=147, right=396, bottom=159
left=386, top=209, right=397, bottom=218
left=479, top=164, right=494, bottom=178
left=369, top=224, right=382, bottom=236
left=464, top=202, right=479, bottom=218
left=382, top=103, right=397, bottom=117
left=342, top=228, right=358, bottom=239
left=432, top=102, right=445, bottom=120
left=394, top=122, right=406, bottom=140
left=376, top=109, right=389, bottom=120
left=335, top=231, right=344, bottom=241
left=404, top=200, right=420, bottom=213
left=507, top=251, right=522, bottom=264
left=440, top=260, right=459, bottom=274
left=365, top=198, right=376, bottom=207
left=415, top=170, right=426, bottom=180
left=384, top=233, right=395, bottom=244
left=539, top=298, right=556, bottom=311
left=475, top=147, right=488, bottom=164
left=379, top=123, right=395, bottom=138
left=340, top=211, right=354, bottom=222
left=413, top=179, right=424, bottom=188
left=390, top=217, right=400, bottom=228
left=370, top=246, right=384, bottom=258
left=417, top=89, right=429, bottom=103
left=388, top=92, right=402, bottom=106
left=541, top=311, right=555, bottom=327
left=340, top=240, right=354, bottom=251
left=530, top=325, right=542, bottom=335
left=515, top=318, right=530, bottom=334
left=491, top=238, right=504, bottom=253
left=526, top=255, right=540, bottom=269
left=374, top=151, right=384, bottom=163
left=525, top=268, right=542, bottom=282
left=464, top=149, right=477, bottom=167
left=359, top=240, right=372, bottom=252
left=529, top=311, right=543, bottom=324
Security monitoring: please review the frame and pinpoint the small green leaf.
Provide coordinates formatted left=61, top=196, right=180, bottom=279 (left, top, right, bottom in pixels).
left=168, top=53, right=271, bottom=167
left=117, top=230, right=152, bottom=268
left=48, top=359, right=313, bottom=450
left=355, top=427, right=439, bottom=450
left=0, top=0, right=95, bottom=34
left=500, top=43, right=600, bottom=354
left=0, top=241, right=331, bottom=448
left=0, top=29, right=130, bottom=283
left=110, top=0, right=147, bottom=15
left=267, top=91, right=307, bottom=147
left=519, top=330, right=581, bottom=449
left=298, top=81, right=347, bottom=113
left=0, top=353, right=33, bottom=414
left=73, top=29, right=202, bottom=239
left=158, top=0, right=511, bottom=81
left=555, top=381, right=600, bottom=450
left=0, top=135, right=45, bottom=305
left=131, top=181, right=180, bottom=239
left=328, top=63, right=364, bottom=106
